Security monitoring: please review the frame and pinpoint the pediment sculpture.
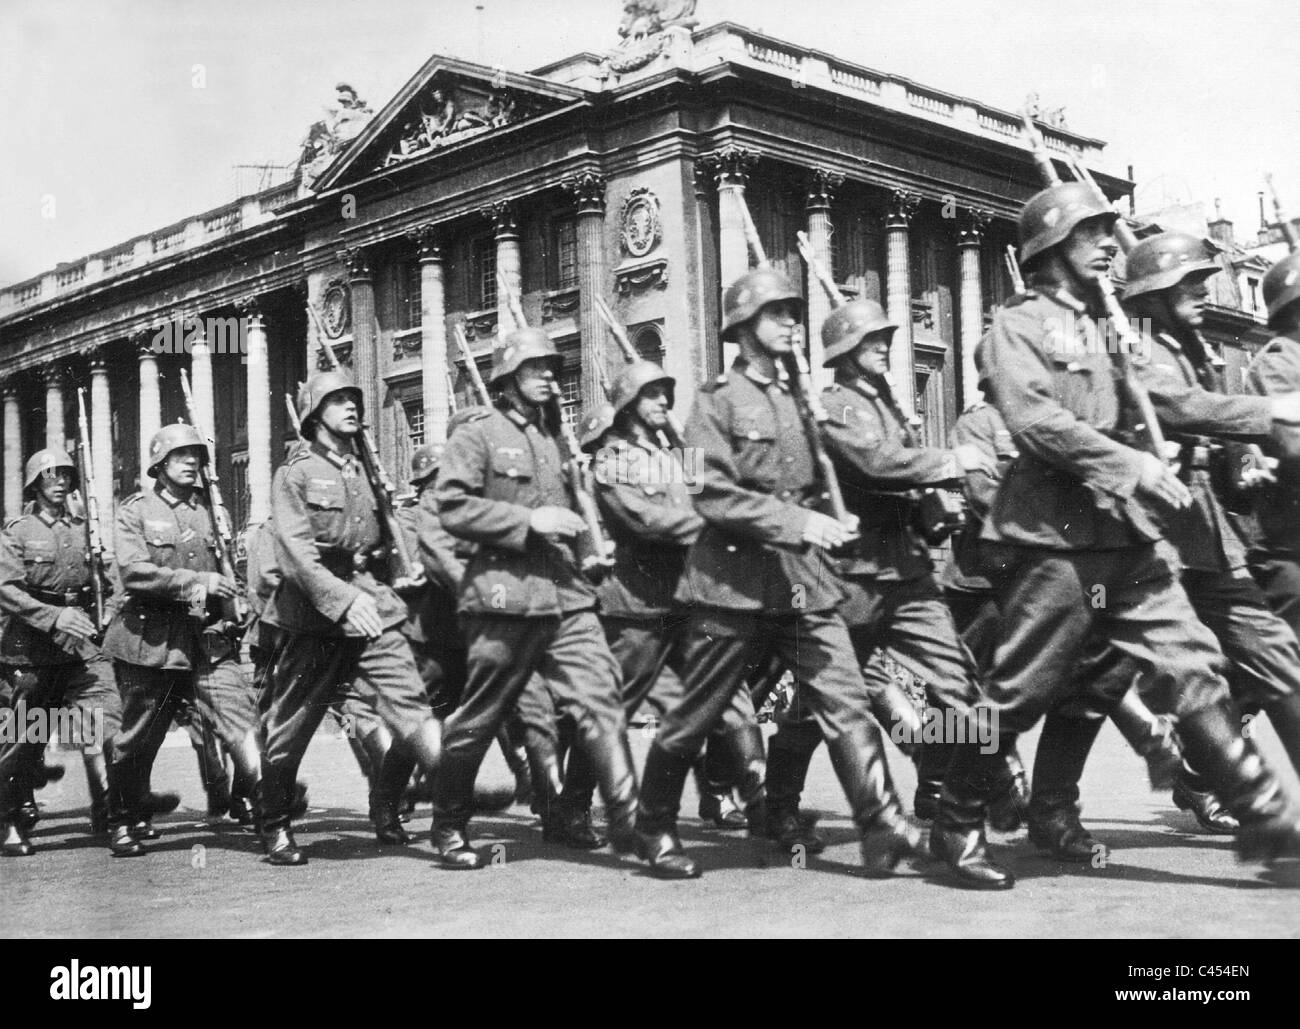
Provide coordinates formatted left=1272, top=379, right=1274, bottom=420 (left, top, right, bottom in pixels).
left=381, top=84, right=522, bottom=169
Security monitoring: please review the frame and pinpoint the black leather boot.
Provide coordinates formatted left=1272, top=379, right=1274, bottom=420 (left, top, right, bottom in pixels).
left=191, top=718, right=231, bottom=818
left=826, top=723, right=924, bottom=877
left=430, top=754, right=486, bottom=869
left=497, top=724, right=534, bottom=807
left=258, top=763, right=306, bottom=866
left=930, top=743, right=1014, bottom=889
left=1173, top=767, right=1239, bottom=834
left=364, top=731, right=414, bottom=846
left=765, top=721, right=825, bottom=853
left=634, top=743, right=700, bottom=878
left=1110, top=690, right=1182, bottom=790
left=581, top=729, right=640, bottom=855
left=1178, top=701, right=1300, bottom=861
left=987, top=745, right=1031, bottom=833
left=1027, top=712, right=1105, bottom=863
left=912, top=739, right=954, bottom=823
left=536, top=745, right=605, bottom=849
left=105, top=758, right=145, bottom=857
left=82, top=752, right=110, bottom=835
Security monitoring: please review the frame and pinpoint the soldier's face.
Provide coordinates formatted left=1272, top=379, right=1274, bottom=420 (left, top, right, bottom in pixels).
left=37, top=468, right=72, bottom=506
left=162, top=447, right=203, bottom=487
left=635, top=383, right=671, bottom=428
left=1169, top=276, right=1211, bottom=329
left=514, top=358, right=558, bottom=406
left=751, top=301, right=799, bottom=355
left=318, top=391, right=360, bottom=436
left=852, top=333, right=893, bottom=377
left=1060, top=216, right=1118, bottom=281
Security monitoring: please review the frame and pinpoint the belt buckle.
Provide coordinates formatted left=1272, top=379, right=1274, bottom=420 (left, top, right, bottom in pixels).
left=63, top=590, right=79, bottom=606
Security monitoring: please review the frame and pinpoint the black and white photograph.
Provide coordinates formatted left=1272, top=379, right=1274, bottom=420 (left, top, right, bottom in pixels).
left=1, top=0, right=1298, bottom=958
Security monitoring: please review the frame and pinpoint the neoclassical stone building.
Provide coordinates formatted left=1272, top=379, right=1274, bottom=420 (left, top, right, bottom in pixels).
left=0, top=19, right=1134, bottom=532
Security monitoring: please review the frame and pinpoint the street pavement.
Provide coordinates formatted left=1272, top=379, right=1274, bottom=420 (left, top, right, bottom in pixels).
left=3, top=719, right=1298, bottom=938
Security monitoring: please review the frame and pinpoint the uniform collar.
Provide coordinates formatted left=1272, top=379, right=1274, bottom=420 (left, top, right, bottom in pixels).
left=1038, top=283, right=1090, bottom=314
left=310, top=439, right=360, bottom=469
left=154, top=481, right=197, bottom=509
left=737, top=359, right=789, bottom=392
left=1157, top=331, right=1183, bottom=353
left=504, top=405, right=538, bottom=429
left=34, top=505, right=71, bottom=526
left=843, top=376, right=881, bottom=400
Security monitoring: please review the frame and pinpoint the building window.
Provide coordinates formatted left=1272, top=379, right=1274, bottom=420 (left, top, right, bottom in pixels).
left=397, top=260, right=422, bottom=330
left=1247, top=277, right=1261, bottom=313
left=557, top=369, right=581, bottom=428
left=554, top=216, right=578, bottom=290
left=403, top=399, right=425, bottom=448
left=475, top=237, right=497, bottom=310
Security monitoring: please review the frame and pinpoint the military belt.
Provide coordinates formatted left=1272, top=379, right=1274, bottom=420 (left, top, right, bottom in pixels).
left=26, top=585, right=94, bottom=609
left=317, top=545, right=390, bottom=582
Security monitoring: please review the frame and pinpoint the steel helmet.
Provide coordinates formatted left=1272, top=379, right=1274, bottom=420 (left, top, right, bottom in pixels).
left=721, top=268, right=803, bottom=340
left=577, top=402, right=617, bottom=453
left=409, top=442, right=445, bottom=486
left=820, top=299, right=898, bottom=367
left=1121, top=232, right=1219, bottom=300
left=1018, top=182, right=1119, bottom=267
left=297, top=370, right=364, bottom=433
left=1263, top=251, right=1300, bottom=328
left=23, top=448, right=77, bottom=491
left=488, top=327, right=562, bottom=384
left=146, top=423, right=208, bottom=478
left=610, top=360, right=675, bottom=417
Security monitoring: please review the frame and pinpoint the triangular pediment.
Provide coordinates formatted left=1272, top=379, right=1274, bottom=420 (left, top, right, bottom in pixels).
left=308, top=54, right=585, bottom=193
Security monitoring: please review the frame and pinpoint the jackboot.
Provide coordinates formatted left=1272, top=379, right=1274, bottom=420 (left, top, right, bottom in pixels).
left=578, top=729, right=640, bottom=854
left=1027, top=712, right=1105, bottom=863
left=912, top=739, right=954, bottom=823
left=765, top=723, right=825, bottom=853
left=634, top=743, right=700, bottom=878
left=826, top=722, right=924, bottom=877
left=987, top=746, right=1031, bottom=833
left=82, top=751, right=111, bottom=836
left=1178, top=701, right=1300, bottom=861
left=539, top=746, right=605, bottom=849
left=1110, top=689, right=1182, bottom=790
left=190, top=718, right=231, bottom=817
left=430, top=754, right=486, bottom=870
left=105, top=759, right=145, bottom=857
left=371, top=742, right=416, bottom=846
left=1173, top=768, right=1239, bottom=834
left=695, top=730, right=747, bottom=829
left=497, top=724, right=533, bottom=807
left=257, top=763, right=306, bottom=866
left=930, top=743, right=1014, bottom=889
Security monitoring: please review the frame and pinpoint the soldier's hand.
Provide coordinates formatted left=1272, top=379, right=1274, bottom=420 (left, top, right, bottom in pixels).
left=954, top=444, right=996, bottom=477
left=344, top=592, right=383, bottom=639
left=206, top=573, right=239, bottom=600
left=529, top=506, right=586, bottom=539
left=1268, top=392, right=1300, bottom=425
left=1136, top=453, right=1192, bottom=510
left=54, top=607, right=97, bottom=641
left=802, top=511, right=855, bottom=550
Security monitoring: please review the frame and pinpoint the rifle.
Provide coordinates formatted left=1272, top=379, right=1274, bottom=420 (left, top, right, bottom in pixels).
left=446, top=368, right=459, bottom=414
left=305, top=303, right=426, bottom=591
left=1265, top=174, right=1300, bottom=251
left=494, top=274, right=614, bottom=576
left=453, top=323, right=493, bottom=406
left=1004, top=245, right=1025, bottom=293
left=592, top=294, right=686, bottom=449
left=1065, top=153, right=1139, bottom=253
left=285, top=393, right=303, bottom=439
left=179, top=370, right=249, bottom=624
left=74, top=389, right=108, bottom=636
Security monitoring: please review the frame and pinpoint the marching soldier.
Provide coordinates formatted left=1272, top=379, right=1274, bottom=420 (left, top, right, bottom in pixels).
left=561, top=365, right=764, bottom=845
left=100, top=425, right=265, bottom=857
left=814, top=300, right=1024, bottom=829
left=632, top=268, right=922, bottom=880
left=258, top=369, right=443, bottom=865
left=0, top=449, right=121, bottom=855
left=933, top=183, right=1300, bottom=889
left=432, top=328, right=639, bottom=869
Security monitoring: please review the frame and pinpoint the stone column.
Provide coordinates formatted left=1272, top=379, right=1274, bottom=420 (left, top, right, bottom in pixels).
left=136, top=334, right=162, bottom=484
left=699, top=146, right=758, bottom=368
left=805, top=169, right=844, bottom=388
left=238, top=297, right=272, bottom=526
left=563, top=170, right=609, bottom=407
left=43, top=364, right=67, bottom=451
left=884, top=190, right=921, bottom=418
left=88, top=349, right=115, bottom=532
left=411, top=226, right=449, bottom=443
left=482, top=201, right=521, bottom=336
left=188, top=326, right=216, bottom=442
left=340, top=247, right=379, bottom=432
left=2, top=381, right=22, bottom=520
left=958, top=209, right=990, bottom=409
